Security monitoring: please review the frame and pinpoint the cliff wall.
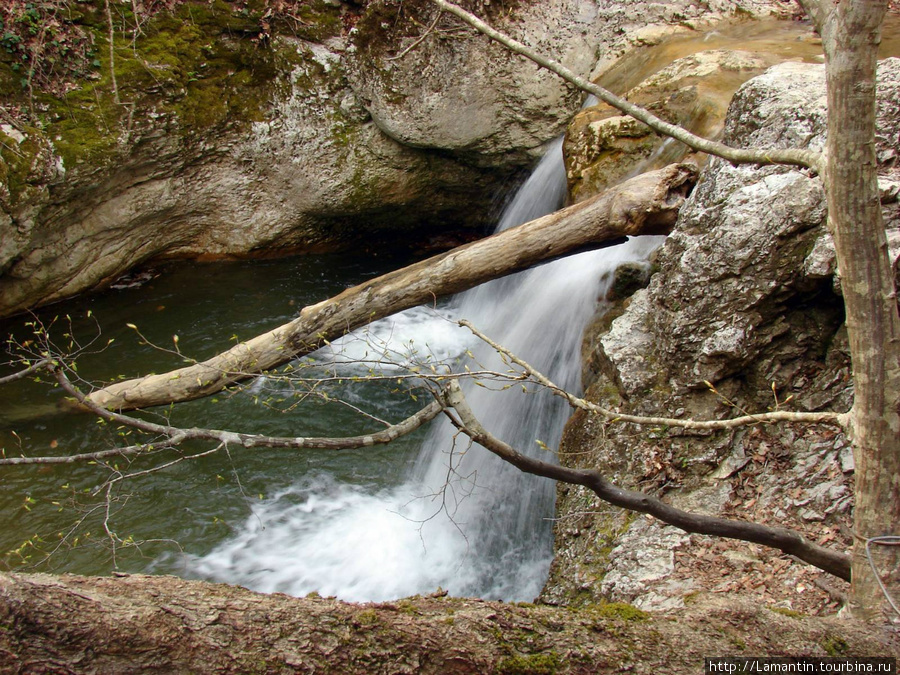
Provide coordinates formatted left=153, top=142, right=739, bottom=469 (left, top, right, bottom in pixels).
left=0, top=0, right=789, bottom=316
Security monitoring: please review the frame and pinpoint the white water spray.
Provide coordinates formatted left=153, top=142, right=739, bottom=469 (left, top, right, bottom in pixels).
left=187, top=139, right=663, bottom=601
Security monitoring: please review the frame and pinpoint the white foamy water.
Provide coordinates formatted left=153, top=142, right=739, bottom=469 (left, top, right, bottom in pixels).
left=187, top=137, right=664, bottom=601
left=189, top=476, right=484, bottom=601
left=318, top=305, right=476, bottom=373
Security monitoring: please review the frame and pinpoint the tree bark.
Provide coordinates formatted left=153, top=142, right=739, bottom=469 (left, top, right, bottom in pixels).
left=86, top=164, right=696, bottom=412
left=0, top=572, right=894, bottom=674
left=815, top=0, right=900, bottom=622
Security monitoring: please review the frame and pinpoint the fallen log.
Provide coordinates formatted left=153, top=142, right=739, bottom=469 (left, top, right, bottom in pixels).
left=87, top=163, right=697, bottom=411
left=0, top=572, right=894, bottom=674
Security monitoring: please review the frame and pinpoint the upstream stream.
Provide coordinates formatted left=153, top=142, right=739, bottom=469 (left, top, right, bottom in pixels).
left=3, top=17, right=899, bottom=601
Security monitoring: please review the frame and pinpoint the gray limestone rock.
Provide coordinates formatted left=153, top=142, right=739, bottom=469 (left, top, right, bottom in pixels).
left=565, top=49, right=782, bottom=203
left=545, top=58, right=900, bottom=611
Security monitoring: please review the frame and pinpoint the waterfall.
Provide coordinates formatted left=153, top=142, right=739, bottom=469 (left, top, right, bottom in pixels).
left=185, top=138, right=663, bottom=602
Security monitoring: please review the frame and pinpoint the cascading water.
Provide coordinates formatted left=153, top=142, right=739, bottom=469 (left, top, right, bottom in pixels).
left=187, top=137, right=664, bottom=601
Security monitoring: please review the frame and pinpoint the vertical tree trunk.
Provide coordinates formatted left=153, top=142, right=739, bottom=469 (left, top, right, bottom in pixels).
left=821, top=0, right=900, bottom=622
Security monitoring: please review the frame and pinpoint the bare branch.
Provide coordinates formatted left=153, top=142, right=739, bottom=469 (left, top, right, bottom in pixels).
left=0, top=366, right=444, bottom=466
left=0, top=438, right=182, bottom=466
left=459, top=319, right=847, bottom=431
left=387, top=9, right=443, bottom=60
left=104, top=0, right=120, bottom=106
left=442, top=380, right=851, bottom=581
left=431, top=0, right=825, bottom=174
left=67, top=367, right=445, bottom=451
left=0, top=358, right=52, bottom=385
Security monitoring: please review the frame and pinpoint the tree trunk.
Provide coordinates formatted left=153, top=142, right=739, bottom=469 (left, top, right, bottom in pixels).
left=819, top=0, right=900, bottom=621
left=86, top=164, right=696, bottom=412
left=0, top=572, right=894, bottom=674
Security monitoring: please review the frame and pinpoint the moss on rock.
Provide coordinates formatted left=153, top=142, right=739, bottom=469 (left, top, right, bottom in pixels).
left=496, top=651, right=562, bottom=675
left=0, top=0, right=344, bottom=170
left=0, top=124, right=52, bottom=207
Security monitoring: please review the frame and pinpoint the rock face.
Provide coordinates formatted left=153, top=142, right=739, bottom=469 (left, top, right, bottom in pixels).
left=565, top=49, right=782, bottom=203
left=350, top=0, right=797, bottom=165
left=0, top=0, right=792, bottom=317
left=0, top=2, right=507, bottom=316
left=563, top=14, right=834, bottom=205
left=348, top=0, right=598, bottom=162
left=543, top=58, right=900, bottom=614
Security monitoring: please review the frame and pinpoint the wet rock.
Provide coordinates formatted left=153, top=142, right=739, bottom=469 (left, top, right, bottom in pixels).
left=565, top=49, right=783, bottom=203
left=606, top=261, right=653, bottom=302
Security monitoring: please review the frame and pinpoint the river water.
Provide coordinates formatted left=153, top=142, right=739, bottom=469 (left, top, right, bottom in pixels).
left=184, top=141, right=661, bottom=601
left=0, top=252, right=443, bottom=580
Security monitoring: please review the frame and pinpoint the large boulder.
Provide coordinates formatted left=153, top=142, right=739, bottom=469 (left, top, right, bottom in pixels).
left=542, top=58, right=900, bottom=613
left=349, top=0, right=796, bottom=166
left=0, top=3, right=501, bottom=316
left=347, top=0, right=604, bottom=163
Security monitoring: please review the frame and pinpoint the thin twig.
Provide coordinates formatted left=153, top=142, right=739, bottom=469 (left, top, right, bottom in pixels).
left=431, top=0, right=825, bottom=173
left=0, top=358, right=52, bottom=386
left=105, top=0, right=121, bottom=106
left=865, top=536, right=900, bottom=618
left=387, top=9, right=443, bottom=60
left=459, top=319, right=847, bottom=431
left=23, top=365, right=446, bottom=458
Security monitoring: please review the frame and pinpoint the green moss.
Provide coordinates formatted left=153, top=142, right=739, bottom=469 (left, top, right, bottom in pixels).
left=0, top=126, right=46, bottom=206
left=682, top=590, right=701, bottom=604
left=593, top=602, right=651, bottom=623
left=129, top=5, right=282, bottom=133
left=769, top=606, right=805, bottom=619
left=329, top=117, right=361, bottom=149
left=353, top=1, right=406, bottom=55
left=354, top=608, right=379, bottom=626
left=291, top=1, right=344, bottom=41
left=496, top=652, right=562, bottom=675
left=572, top=511, right=637, bottom=602
left=821, top=635, right=849, bottom=657
left=41, top=90, right=118, bottom=169
left=7, top=1, right=344, bottom=169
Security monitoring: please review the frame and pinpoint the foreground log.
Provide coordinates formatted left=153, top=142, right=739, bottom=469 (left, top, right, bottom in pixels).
left=87, top=163, right=696, bottom=411
left=1, top=572, right=895, bottom=674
